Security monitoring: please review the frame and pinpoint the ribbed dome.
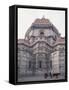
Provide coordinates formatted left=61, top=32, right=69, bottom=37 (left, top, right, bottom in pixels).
left=31, top=17, right=52, bottom=29
left=25, top=17, right=60, bottom=39
left=32, top=17, right=50, bottom=25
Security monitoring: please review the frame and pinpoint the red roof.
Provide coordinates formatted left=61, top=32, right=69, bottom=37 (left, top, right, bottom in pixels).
left=54, top=37, right=65, bottom=45
left=32, top=17, right=50, bottom=25
left=18, top=39, right=30, bottom=44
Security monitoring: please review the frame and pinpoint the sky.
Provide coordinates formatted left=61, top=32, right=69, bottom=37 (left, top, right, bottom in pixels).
left=18, top=8, right=65, bottom=39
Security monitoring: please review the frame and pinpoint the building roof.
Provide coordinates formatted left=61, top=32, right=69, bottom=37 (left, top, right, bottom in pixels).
left=25, top=17, right=60, bottom=38
left=31, top=17, right=52, bottom=28
left=32, top=17, right=50, bottom=25
left=18, top=39, right=30, bottom=45
left=54, top=37, right=65, bottom=45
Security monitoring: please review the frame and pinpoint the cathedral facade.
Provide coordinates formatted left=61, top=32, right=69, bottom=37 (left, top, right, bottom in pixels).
left=18, top=17, right=65, bottom=82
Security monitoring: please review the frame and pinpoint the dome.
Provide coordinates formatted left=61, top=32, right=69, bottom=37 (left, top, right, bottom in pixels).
left=25, top=17, right=60, bottom=42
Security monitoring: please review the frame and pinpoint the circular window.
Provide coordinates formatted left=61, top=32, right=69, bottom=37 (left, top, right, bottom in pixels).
left=40, top=32, right=44, bottom=35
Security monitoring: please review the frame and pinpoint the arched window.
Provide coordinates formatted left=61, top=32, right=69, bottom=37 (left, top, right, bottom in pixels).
left=40, top=32, right=44, bottom=35
left=54, top=35, right=57, bottom=40
left=29, top=61, right=31, bottom=69
left=39, top=61, right=42, bottom=68
left=40, top=31, right=44, bottom=39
